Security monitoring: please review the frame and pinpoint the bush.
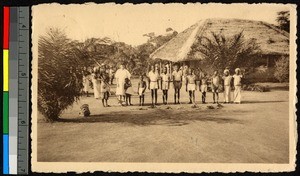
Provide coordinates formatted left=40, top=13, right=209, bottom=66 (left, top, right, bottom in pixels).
left=274, top=57, right=289, bottom=82
left=38, top=29, right=83, bottom=122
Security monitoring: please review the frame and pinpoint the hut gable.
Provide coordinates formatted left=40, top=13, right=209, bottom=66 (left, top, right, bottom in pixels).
left=150, top=18, right=289, bottom=62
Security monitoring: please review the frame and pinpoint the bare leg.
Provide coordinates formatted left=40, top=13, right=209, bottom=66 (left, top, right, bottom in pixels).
left=102, top=98, right=105, bottom=107
left=178, top=89, right=180, bottom=104
left=142, top=95, right=145, bottom=106
left=189, top=91, right=192, bottom=104
left=129, top=95, right=132, bottom=105
left=166, top=90, right=168, bottom=104
left=192, top=91, right=195, bottom=104
left=154, top=89, right=158, bottom=105
left=174, top=90, right=177, bottom=104
left=151, top=89, right=154, bottom=105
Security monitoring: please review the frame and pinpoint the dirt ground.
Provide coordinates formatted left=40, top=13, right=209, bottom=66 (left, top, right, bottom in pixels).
left=37, top=81, right=289, bottom=163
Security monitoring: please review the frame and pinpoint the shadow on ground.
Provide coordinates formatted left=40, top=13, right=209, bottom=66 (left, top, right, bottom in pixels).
left=56, top=108, right=244, bottom=126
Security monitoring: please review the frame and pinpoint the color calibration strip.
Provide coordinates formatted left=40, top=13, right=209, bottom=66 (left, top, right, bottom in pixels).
left=3, top=6, right=10, bottom=175
left=9, top=7, right=19, bottom=175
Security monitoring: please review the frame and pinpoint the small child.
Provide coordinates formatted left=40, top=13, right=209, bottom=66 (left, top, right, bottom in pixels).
left=222, top=69, right=233, bottom=103
left=160, top=67, right=170, bottom=105
left=100, top=67, right=110, bottom=107
left=211, top=70, right=221, bottom=104
left=186, top=68, right=197, bottom=104
left=124, top=78, right=134, bottom=106
left=137, top=75, right=147, bottom=106
left=200, top=72, right=208, bottom=104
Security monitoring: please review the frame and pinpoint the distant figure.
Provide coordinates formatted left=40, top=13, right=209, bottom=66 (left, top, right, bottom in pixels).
left=91, top=67, right=101, bottom=99
left=172, top=64, right=183, bottom=104
left=137, top=75, right=147, bottom=106
left=200, top=72, right=208, bottom=104
left=99, top=64, right=110, bottom=107
left=223, top=69, right=233, bottom=103
left=182, top=65, right=188, bottom=87
left=211, top=70, right=221, bottom=104
left=233, top=68, right=243, bottom=104
left=148, top=65, right=160, bottom=105
left=124, top=78, right=134, bottom=106
left=82, top=66, right=90, bottom=97
left=115, top=63, right=131, bottom=105
left=108, top=66, right=115, bottom=84
left=186, top=68, right=197, bottom=104
left=160, top=67, right=170, bottom=105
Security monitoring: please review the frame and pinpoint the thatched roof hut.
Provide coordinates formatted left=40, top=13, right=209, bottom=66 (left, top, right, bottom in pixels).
left=150, top=18, right=289, bottom=62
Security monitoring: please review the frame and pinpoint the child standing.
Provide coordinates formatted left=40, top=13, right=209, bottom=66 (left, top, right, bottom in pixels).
left=124, top=78, right=134, bottom=106
left=172, top=64, right=183, bottom=104
left=148, top=65, right=160, bottom=105
left=186, top=68, right=197, bottom=104
left=222, top=69, right=233, bottom=103
left=99, top=65, right=110, bottom=107
left=137, top=75, right=147, bottom=106
left=211, top=70, right=221, bottom=104
left=200, top=72, right=208, bottom=104
left=160, top=67, right=170, bottom=105
left=233, top=68, right=243, bottom=104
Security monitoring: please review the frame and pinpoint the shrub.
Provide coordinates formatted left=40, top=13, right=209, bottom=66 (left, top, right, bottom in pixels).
left=274, top=57, right=289, bottom=82
left=38, top=28, right=83, bottom=122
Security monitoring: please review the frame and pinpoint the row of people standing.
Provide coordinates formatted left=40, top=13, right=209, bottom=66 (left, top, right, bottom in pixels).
left=146, top=64, right=244, bottom=106
left=82, top=64, right=112, bottom=107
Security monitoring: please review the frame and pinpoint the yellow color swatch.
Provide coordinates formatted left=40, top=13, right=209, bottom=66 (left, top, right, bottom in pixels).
left=3, top=49, right=9, bottom=91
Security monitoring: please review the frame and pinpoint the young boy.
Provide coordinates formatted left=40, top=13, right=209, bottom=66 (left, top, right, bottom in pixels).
left=99, top=65, right=110, bottom=107
left=124, top=78, right=134, bottom=106
left=186, top=68, right=197, bottom=104
left=233, top=68, right=243, bottom=104
left=211, top=70, right=221, bottom=104
left=160, top=67, right=170, bottom=105
left=200, top=72, right=208, bottom=104
left=137, top=75, right=147, bottom=106
left=222, top=69, right=233, bottom=103
left=148, top=65, right=160, bottom=105
left=172, top=64, right=183, bottom=104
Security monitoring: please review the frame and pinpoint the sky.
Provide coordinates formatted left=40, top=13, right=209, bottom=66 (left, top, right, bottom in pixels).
left=32, top=3, right=291, bottom=46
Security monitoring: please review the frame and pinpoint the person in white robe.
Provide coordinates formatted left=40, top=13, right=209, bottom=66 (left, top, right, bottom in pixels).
left=233, top=68, right=243, bottom=104
left=114, top=63, right=131, bottom=104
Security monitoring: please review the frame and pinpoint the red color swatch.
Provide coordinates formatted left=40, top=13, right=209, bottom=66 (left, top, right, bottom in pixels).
left=3, top=7, right=10, bottom=49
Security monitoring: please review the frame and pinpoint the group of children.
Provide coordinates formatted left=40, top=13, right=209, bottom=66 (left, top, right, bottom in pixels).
left=135, top=64, right=244, bottom=106
left=82, top=63, right=244, bottom=107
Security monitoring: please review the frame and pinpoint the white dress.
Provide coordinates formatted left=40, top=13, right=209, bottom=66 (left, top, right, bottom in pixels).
left=223, top=76, right=233, bottom=103
left=115, top=69, right=131, bottom=96
left=91, top=73, right=101, bottom=99
left=233, top=74, right=242, bottom=103
left=83, top=75, right=90, bottom=92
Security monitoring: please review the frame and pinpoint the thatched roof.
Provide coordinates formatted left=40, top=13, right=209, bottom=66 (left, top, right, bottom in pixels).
left=150, top=18, right=289, bottom=62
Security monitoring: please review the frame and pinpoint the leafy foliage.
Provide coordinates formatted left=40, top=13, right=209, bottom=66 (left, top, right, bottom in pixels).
left=38, top=28, right=84, bottom=121
left=276, top=11, right=290, bottom=33
left=274, top=56, right=289, bottom=82
left=190, top=31, right=261, bottom=71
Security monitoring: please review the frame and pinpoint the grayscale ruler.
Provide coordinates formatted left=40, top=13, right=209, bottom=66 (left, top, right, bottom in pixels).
left=17, top=6, right=30, bottom=175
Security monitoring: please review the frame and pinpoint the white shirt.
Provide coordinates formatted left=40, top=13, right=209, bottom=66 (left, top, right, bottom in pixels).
left=148, top=71, right=159, bottom=82
left=233, top=74, right=243, bottom=86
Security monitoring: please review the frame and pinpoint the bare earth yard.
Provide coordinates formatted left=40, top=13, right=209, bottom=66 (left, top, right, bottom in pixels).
left=37, top=82, right=289, bottom=163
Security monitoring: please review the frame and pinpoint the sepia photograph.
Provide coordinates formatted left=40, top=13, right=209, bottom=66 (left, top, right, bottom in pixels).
left=31, top=3, right=297, bottom=173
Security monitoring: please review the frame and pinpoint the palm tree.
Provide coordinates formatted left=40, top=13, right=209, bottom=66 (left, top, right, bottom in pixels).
left=190, top=31, right=261, bottom=71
